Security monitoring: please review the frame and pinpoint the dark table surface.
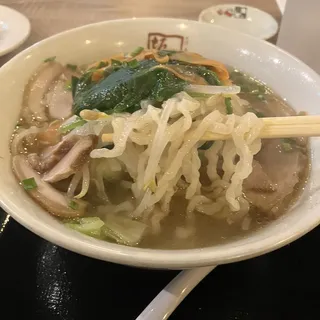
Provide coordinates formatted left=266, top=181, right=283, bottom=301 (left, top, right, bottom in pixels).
left=0, top=2, right=315, bottom=319
left=1, top=207, right=320, bottom=320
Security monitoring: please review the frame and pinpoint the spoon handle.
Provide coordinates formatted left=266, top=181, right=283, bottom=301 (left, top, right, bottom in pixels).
left=136, top=265, right=216, bottom=320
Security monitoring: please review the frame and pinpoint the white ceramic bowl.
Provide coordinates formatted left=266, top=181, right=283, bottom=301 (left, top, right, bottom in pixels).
left=1, top=18, right=320, bottom=269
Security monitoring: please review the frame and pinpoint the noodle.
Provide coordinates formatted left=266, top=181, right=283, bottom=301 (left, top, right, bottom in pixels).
left=86, top=92, right=263, bottom=230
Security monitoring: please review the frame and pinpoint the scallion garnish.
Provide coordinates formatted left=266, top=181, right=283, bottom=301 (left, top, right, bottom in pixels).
left=59, top=117, right=87, bottom=134
left=65, top=80, right=72, bottom=91
left=69, top=200, right=79, bottom=210
left=66, top=63, right=77, bottom=71
left=97, top=61, right=108, bottom=69
left=44, top=56, right=56, bottom=63
left=281, top=138, right=296, bottom=152
left=127, top=59, right=139, bottom=68
left=282, top=142, right=293, bottom=152
left=21, top=177, right=37, bottom=190
left=111, top=59, right=122, bottom=66
left=225, top=97, right=233, bottom=114
left=130, top=46, right=144, bottom=57
left=71, top=76, right=80, bottom=98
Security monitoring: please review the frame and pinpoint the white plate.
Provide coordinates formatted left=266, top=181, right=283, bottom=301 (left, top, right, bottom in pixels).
left=199, top=3, right=279, bottom=40
left=0, top=5, right=30, bottom=57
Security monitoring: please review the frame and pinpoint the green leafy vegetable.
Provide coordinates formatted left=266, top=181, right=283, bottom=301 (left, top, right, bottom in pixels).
left=130, top=46, right=144, bottom=57
left=66, top=63, right=77, bottom=71
left=225, top=97, right=233, bottom=114
left=21, top=177, right=37, bottom=190
left=149, top=69, right=186, bottom=102
left=73, top=59, right=186, bottom=114
left=59, top=117, right=86, bottom=133
left=72, top=58, right=224, bottom=115
left=44, top=56, right=56, bottom=63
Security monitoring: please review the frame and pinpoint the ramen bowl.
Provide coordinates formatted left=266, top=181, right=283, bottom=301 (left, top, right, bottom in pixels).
left=0, top=18, right=320, bottom=269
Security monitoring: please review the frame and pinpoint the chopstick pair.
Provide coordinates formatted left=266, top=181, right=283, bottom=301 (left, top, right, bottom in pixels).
left=101, top=115, right=320, bottom=143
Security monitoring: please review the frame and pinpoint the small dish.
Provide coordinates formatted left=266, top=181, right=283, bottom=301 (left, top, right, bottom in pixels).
left=199, top=3, right=279, bottom=40
left=0, top=5, right=30, bottom=57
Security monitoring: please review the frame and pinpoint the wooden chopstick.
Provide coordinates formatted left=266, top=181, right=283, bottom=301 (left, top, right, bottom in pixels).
left=101, top=115, right=320, bottom=143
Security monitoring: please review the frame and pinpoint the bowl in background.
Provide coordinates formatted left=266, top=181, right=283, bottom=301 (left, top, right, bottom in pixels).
left=199, top=4, right=279, bottom=40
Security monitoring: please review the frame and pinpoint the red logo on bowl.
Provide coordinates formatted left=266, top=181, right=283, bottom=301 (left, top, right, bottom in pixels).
left=217, top=6, right=248, bottom=19
left=147, top=33, right=186, bottom=51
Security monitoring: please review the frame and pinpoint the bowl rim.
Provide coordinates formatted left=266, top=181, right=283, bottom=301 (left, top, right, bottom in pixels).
left=1, top=17, right=320, bottom=269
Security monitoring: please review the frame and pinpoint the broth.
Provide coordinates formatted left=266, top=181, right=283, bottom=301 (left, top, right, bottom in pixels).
left=10, top=51, right=310, bottom=249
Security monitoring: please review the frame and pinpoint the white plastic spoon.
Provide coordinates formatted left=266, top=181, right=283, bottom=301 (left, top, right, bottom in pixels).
left=136, top=265, right=216, bottom=320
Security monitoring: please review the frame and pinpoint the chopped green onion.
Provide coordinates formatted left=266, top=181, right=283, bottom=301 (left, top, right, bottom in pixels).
left=127, top=59, right=139, bottom=68
left=65, top=80, right=72, bottom=91
left=111, top=59, right=122, bottom=66
left=197, top=67, right=221, bottom=86
left=21, top=177, right=37, bottom=190
left=225, top=97, right=233, bottom=114
left=71, top=76, right=80, bottom=98
left=282, top=142, right=293, bottom=152
left=44, top=56, right=56, bottom=63
left=130, top=46, right=144, bottom=57
left=97, top=61, right=108, bottom=69
left=66, top=63, right=77, bottom=71
left=59, top=117, right=87, bottom=133
left=187, top=92, right=213, bottom=98
left=68, top=200, right=79, bottom=210
left=281, top=138, right=296, bottom=152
